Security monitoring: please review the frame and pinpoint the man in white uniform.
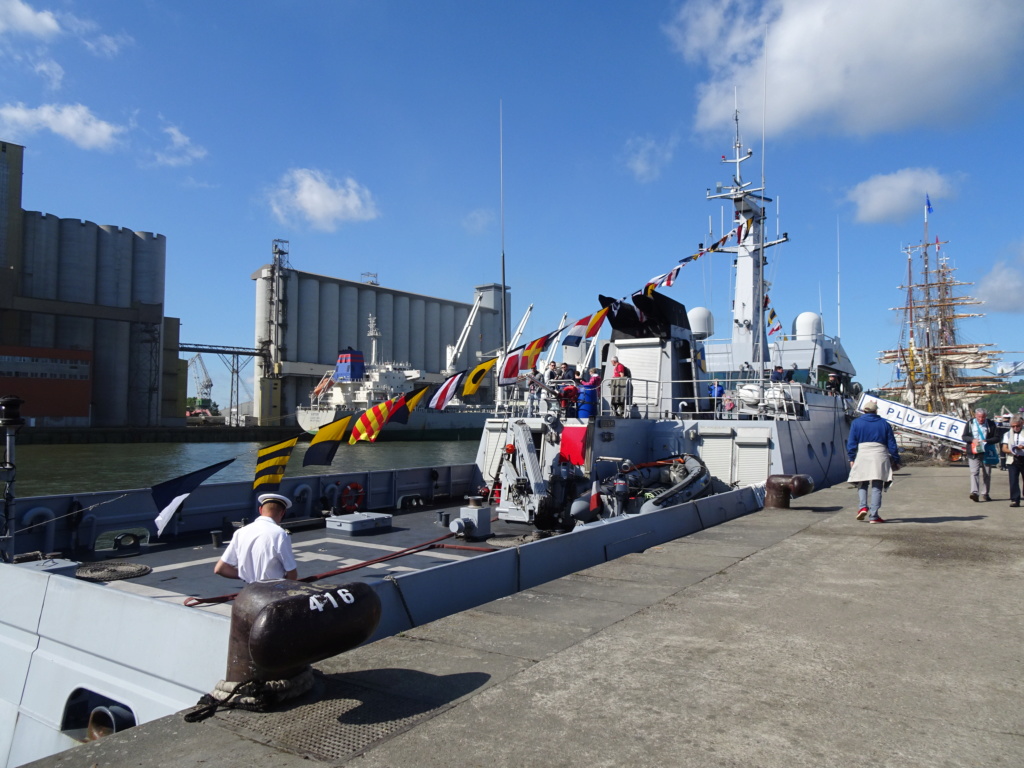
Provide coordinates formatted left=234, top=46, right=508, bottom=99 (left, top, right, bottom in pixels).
left=214, top=493, right=299, bottom=582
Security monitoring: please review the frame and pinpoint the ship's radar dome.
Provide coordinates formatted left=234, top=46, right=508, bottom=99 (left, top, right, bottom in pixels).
left=688, top=307, right=714, bottom=340
left=793, top=312, right=823, bottom=340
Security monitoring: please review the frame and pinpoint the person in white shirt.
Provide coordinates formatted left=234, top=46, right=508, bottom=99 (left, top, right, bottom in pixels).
left=1001, top=414, right=1024, bottom=507
left=214, top=493, right=299, bottom=582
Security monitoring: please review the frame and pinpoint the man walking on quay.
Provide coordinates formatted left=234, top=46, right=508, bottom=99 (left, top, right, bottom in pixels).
left=847, top=400, right=901, bottom=523
left=965, top=407, right=1000, bottom=502
left=1002, top=414, right=1024, bottom=507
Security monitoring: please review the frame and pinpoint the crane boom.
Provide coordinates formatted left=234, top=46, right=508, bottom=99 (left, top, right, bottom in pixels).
left=188, top=354, right=213, bottom=405
left=445, top=292, right=484, bottom=373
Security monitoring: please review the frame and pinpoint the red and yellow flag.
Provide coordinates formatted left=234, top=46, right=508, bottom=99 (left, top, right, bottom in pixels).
left=349, top=398, right=401, bottom=444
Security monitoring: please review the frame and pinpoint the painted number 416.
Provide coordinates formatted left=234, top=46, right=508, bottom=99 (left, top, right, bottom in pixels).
left=309, top=589, right=355, bottom=611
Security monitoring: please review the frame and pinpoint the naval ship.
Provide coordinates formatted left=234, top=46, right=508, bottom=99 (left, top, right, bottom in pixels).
left=0, top=124, right=861, bottom=768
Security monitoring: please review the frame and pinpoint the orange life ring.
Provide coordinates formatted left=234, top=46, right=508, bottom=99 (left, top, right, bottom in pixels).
left=339, top=482, right=364, bottom=512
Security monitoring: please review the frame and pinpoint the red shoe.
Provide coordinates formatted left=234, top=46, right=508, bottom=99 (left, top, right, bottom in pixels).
left=855, top=507, right=868, bottom=520
left=868, top=516, right=886, bottom=524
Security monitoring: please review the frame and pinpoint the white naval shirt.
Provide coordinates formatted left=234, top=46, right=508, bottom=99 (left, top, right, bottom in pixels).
left=221, top=515, right=297, bottom=583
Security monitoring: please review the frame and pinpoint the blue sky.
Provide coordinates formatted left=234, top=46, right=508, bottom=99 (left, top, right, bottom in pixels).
left=3, top=0, right=1024, bottom=404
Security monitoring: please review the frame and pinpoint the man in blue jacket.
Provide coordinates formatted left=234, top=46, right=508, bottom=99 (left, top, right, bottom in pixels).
left=847, top=400, right=901, bottom=523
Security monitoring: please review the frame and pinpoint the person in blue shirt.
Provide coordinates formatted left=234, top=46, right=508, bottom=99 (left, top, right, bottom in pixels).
left=707, top=380, right=724, bottom=412
left=847, top=400, right=901, bottom=523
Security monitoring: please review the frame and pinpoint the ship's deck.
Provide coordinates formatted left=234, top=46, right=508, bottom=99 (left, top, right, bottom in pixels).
left=27, top=463, right=1024, bottom=768
left=97, top=502, right=544, bottom=618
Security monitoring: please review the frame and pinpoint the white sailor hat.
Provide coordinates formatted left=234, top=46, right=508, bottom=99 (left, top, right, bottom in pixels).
left=257, top=493, right=292, bottom=509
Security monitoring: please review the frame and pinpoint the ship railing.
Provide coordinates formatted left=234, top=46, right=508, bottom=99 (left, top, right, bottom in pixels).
left=621, top=375, right=848, bottom=421
left=497, top=373, right=850, bottom=422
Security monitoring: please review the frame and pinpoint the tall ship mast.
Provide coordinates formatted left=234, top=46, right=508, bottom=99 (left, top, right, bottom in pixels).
left=877, top=205, right=1007, bottom=418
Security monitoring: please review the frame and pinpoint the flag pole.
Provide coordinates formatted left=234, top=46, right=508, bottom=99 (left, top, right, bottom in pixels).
left=498, top=100, right=508, bottom=410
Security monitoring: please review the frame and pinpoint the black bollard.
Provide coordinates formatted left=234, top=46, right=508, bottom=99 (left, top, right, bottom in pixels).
left=765, top=474, right=815, bottom=509
left=226, top=580, right=381, bottom=683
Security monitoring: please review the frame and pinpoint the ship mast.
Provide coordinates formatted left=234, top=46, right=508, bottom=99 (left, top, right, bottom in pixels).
left=707, top=111, right=787, bottom=374
left=879, top=205, right=1007, bottom=417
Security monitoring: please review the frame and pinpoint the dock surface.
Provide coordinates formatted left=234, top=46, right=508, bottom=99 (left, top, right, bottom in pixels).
left=28, top=464, right=1024, bottom=767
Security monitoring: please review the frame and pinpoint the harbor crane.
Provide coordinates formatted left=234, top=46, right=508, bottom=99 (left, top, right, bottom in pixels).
left=188, top=354, right=214, bottom=408
left=444, top=293, right=484, bottom=375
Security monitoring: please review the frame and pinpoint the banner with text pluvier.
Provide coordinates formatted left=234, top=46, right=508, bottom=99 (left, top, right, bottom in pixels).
left=858, top=394, right=966, bottom=444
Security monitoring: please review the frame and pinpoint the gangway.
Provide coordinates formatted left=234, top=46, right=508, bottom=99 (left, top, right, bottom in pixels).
left=858, top=393, right=967, bottom=447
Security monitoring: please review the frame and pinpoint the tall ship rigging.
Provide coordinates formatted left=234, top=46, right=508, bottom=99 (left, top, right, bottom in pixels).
left=877, top=203, right=1009, bottom=419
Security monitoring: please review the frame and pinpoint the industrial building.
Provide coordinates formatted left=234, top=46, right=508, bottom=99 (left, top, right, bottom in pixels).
left=0, top=140, right=182, bottom=427
left=252, top=241, right=508, bottom=426
left=0, top=139, right=505, bottom=431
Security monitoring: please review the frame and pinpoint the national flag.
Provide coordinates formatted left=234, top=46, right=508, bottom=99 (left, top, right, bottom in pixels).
left=935, top=236, right=941, bottom=252
left=497, top=346, right=524, bottom=386
left=302, top=414, right=353, bottom=466
left=520, top=332, right=556, bottom=371
left=926, top=194, right=933, bottom=214
left=253, top=436, right=300, bottom=491
left=429, top=371, right=466, bottom=410
left=462, top=357, right=498, bottom=396
left=152, top=459, right=234, bottom=537
left=589, top=478, right=602, bottom=515
left=390, top=385, right=431, bottom=424
left=349, top=398, right=401, bottom=444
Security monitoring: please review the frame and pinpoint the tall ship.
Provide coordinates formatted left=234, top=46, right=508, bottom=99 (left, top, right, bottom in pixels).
left=2, top=119, right=863, bottom=767
left=877, top=208, right=1008, bottom=419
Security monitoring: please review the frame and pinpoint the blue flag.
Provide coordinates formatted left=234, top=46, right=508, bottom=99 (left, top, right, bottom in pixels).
left=926, top=194, right=933, bottom=214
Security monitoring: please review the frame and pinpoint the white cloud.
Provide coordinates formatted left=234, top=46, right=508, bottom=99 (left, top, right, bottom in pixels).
left=83, top=31, right=133, bottom=58
left=33, top=57, right=62, bottom=89
left=623, top=134, right=677, bottom=183
left=154, top=125, right=207, bottom=167
left=0, top=0, right=60, bottom=38
left=269, top=168, right=379, bottom=232
left=462, top=208, right=494, bottom=234
left=0, top=102, right=123, bottom=149
left=664, top=0, right=1024, bottom=137
left=846, top=168, right=952, bottom=223
left=978, top=250, right=1024, bottom=314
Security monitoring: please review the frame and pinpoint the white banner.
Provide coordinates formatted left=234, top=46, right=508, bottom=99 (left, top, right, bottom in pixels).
left=858, top=394, right=966, bottom=443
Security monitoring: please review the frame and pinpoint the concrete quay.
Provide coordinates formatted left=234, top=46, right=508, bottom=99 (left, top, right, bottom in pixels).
left=29, top=463, right=1024, bottom=767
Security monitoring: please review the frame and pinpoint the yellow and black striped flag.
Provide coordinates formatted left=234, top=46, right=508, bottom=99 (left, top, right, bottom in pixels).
left=253, top=435, right=300, bottom=491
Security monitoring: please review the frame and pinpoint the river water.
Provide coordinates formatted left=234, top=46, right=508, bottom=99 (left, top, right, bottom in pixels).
left=10, top=440, right=481, bottom=498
